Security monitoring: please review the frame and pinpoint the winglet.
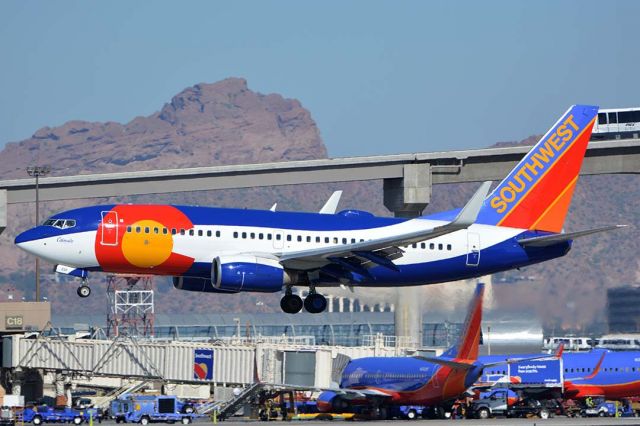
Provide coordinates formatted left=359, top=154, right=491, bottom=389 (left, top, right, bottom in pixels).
left=450, top=182, right=493, bottom=228
left=319, top=191, right=343, bottom=214
left=270, top=203, right=277, bottom=212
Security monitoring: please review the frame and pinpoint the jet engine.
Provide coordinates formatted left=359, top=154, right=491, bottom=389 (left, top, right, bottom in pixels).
left=172, top=277, right=238, bottom=294
left=213, top=254, right=294, bottom=292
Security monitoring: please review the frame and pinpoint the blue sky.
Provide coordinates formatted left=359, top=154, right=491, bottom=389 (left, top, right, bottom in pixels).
left=1, top=1, right=639, bottom=157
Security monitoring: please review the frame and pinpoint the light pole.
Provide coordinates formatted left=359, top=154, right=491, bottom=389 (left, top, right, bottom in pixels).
left=26, top=165, right=50, bottom=302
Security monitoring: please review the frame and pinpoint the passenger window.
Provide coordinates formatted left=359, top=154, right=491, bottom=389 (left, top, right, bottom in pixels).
left=351, top=238, right=356, bottom=244
left=216, top=231, right=221, bottom=237
left=127, top=226, right=132, bottom=233
left=233, top=232, right=238, bottom=238
left=171, top=228, right=177, bottom=235
left=306, top=236, right=311, bottom=243
left=297, top=236, right=302, bottom=242
left=180, top=229, right=185, bottom=235
left=267, top=234, right=272, bottom=240
left=438, top=243, right=443, bottom=250
left=259, top=233, right=264, bottom=240
left=242, top=232, right=247, bottom=239
left=447, top=244, right=452, bottom=251
left=287, top=235, right=292, bottom=241
left=412, top=243, right=417, bottom=248
left=136, top=226, right=141, bottom=233
left=144, top=227, right=150, bottom=234
left=333, top=237, right=338, bottom=244
left=250, top=232, right=255, bottom=239
left=430, top=243, right=435, bottom=249
left=163, top=228, right=168, bottom=235
left=198, top=230, right=203, bottom=237
left=316, top=237, right=321, bottom=243
left=206, top=230, right=212, bottom=237
left=420, top=243, right=425, bottom=249
left=598, top=112, right=607, bottom=125
left=342, top=238, right=347, bottom=244
left=276, top=234, right=282, bottom=241
left=189, top=230, right=195, bottom=236
left=325, top=237, right=330, bottom=243
left=608, top=112, right=618, bottom=124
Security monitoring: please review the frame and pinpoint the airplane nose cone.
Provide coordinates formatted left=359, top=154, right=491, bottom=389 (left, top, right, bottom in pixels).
left=15, top=227, right=52, bottom=252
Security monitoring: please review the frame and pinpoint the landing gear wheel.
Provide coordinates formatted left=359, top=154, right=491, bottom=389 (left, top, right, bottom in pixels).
left=304, top=293, right=327, bottom=313
left=77, top=285, right=91, bottom=298
left=280, top=294, right=303, bottom=314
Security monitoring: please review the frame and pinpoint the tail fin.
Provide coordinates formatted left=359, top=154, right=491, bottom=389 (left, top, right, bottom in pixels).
left=477, top=105, right=598, bottom=232
left=443, top=283, right=484, bottom=360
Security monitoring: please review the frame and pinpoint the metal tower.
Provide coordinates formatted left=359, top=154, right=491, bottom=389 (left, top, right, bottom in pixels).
left=106, top=275, right=155, bottom=338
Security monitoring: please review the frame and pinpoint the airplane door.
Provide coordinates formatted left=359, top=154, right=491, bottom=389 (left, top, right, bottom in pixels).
left=466, top=232, right=480, bottom=267
left=273, top=231, right=284, bottom=249
left=100, top=211, right=119, bottom=246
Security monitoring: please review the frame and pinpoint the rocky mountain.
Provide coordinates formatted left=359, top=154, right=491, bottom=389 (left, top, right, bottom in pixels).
left=0, top=78, right=638, bottom=334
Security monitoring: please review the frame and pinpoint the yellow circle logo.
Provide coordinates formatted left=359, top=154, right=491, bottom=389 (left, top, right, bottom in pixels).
left=121, top=219, right=173, bottom=268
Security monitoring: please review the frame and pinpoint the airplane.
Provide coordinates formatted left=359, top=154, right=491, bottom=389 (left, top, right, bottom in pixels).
left=315, top=283, right=487, bottom=419
left=480, top=348, right=640, bottom=400
left=15, top=104, right=624, bottom=313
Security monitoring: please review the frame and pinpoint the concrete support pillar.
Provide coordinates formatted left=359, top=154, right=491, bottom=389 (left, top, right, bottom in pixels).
left=326, top=296, right=334, bottom=313
left=383, top=164, right=431, bottom=216
left=383, top=165, right=431, bottom=348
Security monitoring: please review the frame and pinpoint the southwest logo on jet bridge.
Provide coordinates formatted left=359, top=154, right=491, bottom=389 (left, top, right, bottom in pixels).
left=194, top=349, right=214, bottom=381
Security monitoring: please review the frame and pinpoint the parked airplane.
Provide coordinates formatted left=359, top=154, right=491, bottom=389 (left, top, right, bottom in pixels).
left=15, top=105, right=622, bottom=313
left=481, top=349, right=640, bottom=400
left=315, top=283, right=485, bottom=417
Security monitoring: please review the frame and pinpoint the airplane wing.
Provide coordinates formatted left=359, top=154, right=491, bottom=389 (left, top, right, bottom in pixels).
left=278, top=181, right=492, bottom=271
left=517, top=225, right=627, bottom=247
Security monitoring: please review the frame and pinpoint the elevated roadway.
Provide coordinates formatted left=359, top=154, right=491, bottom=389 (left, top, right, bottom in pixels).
left=2, top=138, right=639, bottom=345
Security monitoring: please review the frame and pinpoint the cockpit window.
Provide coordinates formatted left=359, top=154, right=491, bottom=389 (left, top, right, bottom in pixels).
left=42, top=218, right=76, bottom=229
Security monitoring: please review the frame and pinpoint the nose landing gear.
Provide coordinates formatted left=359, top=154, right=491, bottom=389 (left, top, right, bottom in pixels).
left=76, top=280, right=91, bottom=298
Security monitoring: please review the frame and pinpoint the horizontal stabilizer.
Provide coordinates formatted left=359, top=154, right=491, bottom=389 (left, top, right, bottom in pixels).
left=413, top=356, right=475, bottom=370
left=518, top=225, right=627, bottom=247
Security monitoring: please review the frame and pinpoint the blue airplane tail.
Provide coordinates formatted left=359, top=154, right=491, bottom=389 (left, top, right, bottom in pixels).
left=442, top=283, right=484, bottom=360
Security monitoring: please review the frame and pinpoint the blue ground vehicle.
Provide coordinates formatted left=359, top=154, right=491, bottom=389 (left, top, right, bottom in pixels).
left=110, top=395, right=196, bottom=424
left=23, top=407, right=86, bottom=425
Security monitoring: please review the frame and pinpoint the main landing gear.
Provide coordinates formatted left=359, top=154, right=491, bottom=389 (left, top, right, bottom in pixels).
left=280, top=287, right=327, bottom=314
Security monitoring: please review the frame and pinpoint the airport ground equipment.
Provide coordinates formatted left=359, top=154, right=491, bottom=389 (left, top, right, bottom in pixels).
left=215, top=382, right=264, bottom=420
left=21, top=406, right=97, bottom=425
left=110, top=395, right=196, bottom=425
left=471, top=391, right=551, bottom=419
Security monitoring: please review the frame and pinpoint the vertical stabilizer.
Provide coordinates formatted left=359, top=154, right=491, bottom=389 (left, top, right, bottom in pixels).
left=477, top=105, right=598, bottom=233
left=442, top=283, right=485, bottom=360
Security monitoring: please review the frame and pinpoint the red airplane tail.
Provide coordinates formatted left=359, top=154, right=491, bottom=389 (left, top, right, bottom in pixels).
left=442, top=283, right=484, bottom=361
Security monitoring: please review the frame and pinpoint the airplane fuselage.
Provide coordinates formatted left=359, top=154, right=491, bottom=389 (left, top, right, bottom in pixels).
left=15, top=204, right=570, bottom=291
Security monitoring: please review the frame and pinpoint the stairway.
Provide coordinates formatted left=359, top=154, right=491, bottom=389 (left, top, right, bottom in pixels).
left=214, top=382, right=264, bottom=420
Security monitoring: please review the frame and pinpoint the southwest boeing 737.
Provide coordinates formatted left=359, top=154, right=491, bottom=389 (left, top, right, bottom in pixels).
left=15, top=105, right=623, bottom=313
left=481, top=349, right=640, bottom=401
left=315, top=284, right=487, bottom=418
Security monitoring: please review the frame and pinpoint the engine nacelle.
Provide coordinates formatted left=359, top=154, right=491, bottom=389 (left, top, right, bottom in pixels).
left=213, top=255, right=291, bottom=293
left=172, top=277, right=238, bottom=294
